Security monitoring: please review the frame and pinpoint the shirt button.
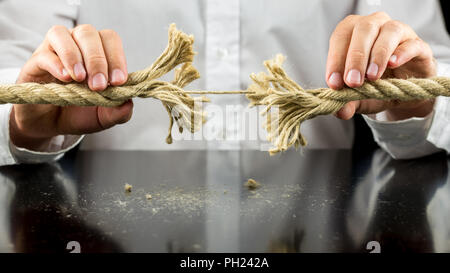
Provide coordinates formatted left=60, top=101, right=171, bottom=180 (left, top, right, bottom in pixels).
left=216, top=47, right=229, bottom=60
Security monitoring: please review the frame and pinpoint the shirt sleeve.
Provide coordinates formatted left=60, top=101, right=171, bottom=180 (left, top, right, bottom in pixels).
left=363, top=62, right=450, bottom=159
left=363, top=108, right=440, bottom=160
left=355, top=0, right=450, bottom=159
left=0, top=0, right=82, bottom=166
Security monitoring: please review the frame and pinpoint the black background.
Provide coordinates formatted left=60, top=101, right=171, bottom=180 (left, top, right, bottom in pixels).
left=440, top=0, right=450, bottom=33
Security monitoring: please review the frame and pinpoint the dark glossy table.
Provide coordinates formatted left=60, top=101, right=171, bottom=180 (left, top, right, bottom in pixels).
left=0, top=149, right=449, bottom=253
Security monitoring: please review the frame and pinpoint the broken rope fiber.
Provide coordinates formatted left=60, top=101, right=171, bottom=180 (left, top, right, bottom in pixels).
left=246, top=54, right=450, bottom=155
left=1, top=24, right=450, bottom=155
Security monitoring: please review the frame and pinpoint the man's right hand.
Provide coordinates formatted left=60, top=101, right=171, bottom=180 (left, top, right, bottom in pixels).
left=10, top=24, right=133, bottom=151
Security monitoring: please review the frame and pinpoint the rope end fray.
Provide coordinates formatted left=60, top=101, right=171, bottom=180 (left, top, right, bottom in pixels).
left=126, top=23, right=209, bottom=144
left=152, top=24, right=209, bottom=143
left=246, top=54, right=314, bottom=155
left=246, top=55, right=450, bottom=155
left=4, top=24, right=449, bottom=152
left=0, top=23, right=209, bottom=144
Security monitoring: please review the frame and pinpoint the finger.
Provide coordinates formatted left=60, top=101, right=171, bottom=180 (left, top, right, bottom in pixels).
left=354, top=99, right=394, bottom=115
left=335, top=101, right=358, bottom=120
left=35, top=51, right=73, bottom=83
left=388, top=38, right=432, bottom=68
left=99, top=29, right=128, bottom=86
left=335, top=100, right=392, bottom=120
left=351, top=98, right=433, bottom=118
left=344, top=12, right=390, bottom=87
left=326, top=15, right=359, bottom=90
left=369, top=21, right=419, bottom=80
left=72, top=24, right=108, bottom=91
left=366, top=21, right=406, bottom=81
left=97, top=100, right=134, bottom=129
left=46, top=25, right=86, bottom=82
left=56, top=100, right=133, bottom=135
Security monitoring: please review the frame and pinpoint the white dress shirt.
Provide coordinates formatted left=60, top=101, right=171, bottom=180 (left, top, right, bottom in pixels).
left=0, top=0, right=450, bottom=164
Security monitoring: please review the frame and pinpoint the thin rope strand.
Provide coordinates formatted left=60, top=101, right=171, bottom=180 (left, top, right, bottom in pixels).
left=177, top=90, right=251, bottom=94
left=1, top=25, right=450, bottom=154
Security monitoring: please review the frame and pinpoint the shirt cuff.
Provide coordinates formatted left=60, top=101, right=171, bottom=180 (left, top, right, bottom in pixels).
left=427, top=96, right=450, bottom=151
left=0, top=104, right=16, bottom=165
left=437, top=61, right=450, bottom=77
left=363, top=108, right=441, bottom=159
left=361, top=60, right=450, bottom=159
left=1, top=103, right=84, bottom=165
left=7, top=106, right=84, bottom=164
left=422, top=61, right=450, bottom=153
left=9, top=134, right=83, bottom=164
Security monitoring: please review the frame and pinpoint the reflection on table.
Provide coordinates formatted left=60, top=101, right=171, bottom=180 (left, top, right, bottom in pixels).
left=0, top=149, right=448, bottom=253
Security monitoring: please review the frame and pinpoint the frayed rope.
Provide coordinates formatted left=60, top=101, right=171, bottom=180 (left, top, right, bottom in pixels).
left=1, top=25, right=450, bottom=154
left=0, top=24, right=209, bottom=144
left=246, top=54, right=450, bottom=155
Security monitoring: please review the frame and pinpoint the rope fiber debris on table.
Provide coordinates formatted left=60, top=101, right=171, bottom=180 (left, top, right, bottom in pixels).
left=1, top=24, right=450, bottom=154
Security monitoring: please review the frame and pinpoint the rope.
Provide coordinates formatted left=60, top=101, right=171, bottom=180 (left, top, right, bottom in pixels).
left=246, top=54, right=450, bottom=155
left=1, top=24, right=450, bottom=154
left=0, top=24, right=209, bottom=144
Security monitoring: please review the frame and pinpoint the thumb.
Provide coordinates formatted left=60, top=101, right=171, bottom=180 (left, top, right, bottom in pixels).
left=335, top=101, right=359, bottom=120
left=335, top=99, right=394, bottom=120
left=97, top=100, right=134, bottom=130
left=354, top=99, right=395, bottom=115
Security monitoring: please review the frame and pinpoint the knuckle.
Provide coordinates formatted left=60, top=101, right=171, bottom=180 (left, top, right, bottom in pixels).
left=100, top=28, right=118, bottom=38
left=356, top=20, right=379, bottom=32
left=73, top=24, right=96, bottom=36
left=329, top=29, right=351, bottom=44
left=343, top=14, right=359, bottom=22
left=371, top=11, right=390, bottom=19
left=348, top=48, right=366, bottom=62
left=415, top=38, right=433, bottom=58
left=336, top=15, right=358, bottom=29
left=415, top=37, right=426, bottom=48
left=47, top=25, right=67, bottom=37
left=57, top=48, right=76, bottom=61
left=31, top=44, right=46, bottom=57
left=31, top=50, right=40, bottom=58
left=409, top=38, right=421, bottom=49
left=421, top=40, right=432, bottom=55
left=86, top=54, right=107, bottom=67
left=382, top=20, right=403, bottom=34
left=33, top=52, right=46, bottom=64
left=373, top=45, right=390, bottom=59
left=100, top=29, right=124, bottom=45
left=35, top=50, right=49, bottom=61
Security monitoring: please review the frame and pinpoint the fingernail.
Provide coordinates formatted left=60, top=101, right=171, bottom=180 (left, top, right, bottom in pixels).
left=74, top=63, right=86, bottom=80
left=328, top=72, right=342, bottom=89
left=92, top=73, right=107, bottom=90
left=389, top=55, right=397, bottom=64
left=367, top=63, right=378, bottom=77
left=111, top=69, right=125, bottom=84
left=62, top=68, right=68, bottom=77
left=346, top=69, right=361, bottom=85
